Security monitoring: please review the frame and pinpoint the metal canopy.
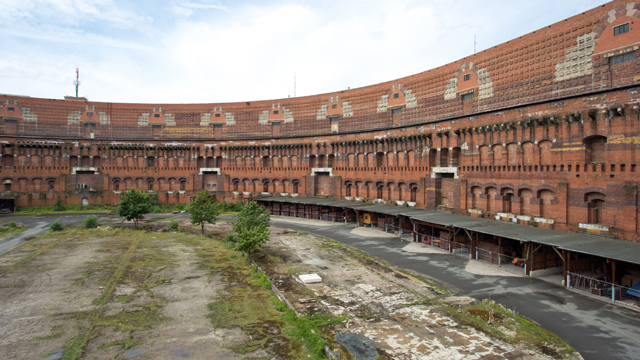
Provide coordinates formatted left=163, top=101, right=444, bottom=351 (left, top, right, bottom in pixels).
left=256, top=196, right=640, bottom=265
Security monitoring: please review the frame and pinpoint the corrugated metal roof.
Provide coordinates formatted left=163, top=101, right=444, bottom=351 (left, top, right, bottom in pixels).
left=256, top=196, right=640, bottom=265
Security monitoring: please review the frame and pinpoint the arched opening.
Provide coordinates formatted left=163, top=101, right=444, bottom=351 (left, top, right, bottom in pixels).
left=377, top=182, right=384, bottom=199
left=345, top=182, right=352, bottom=197
left=292, top=181, right=299, bottom=194
left=584, top=136, right=607, bottom=164
left=410, top=184, right=418, bottom=202
left=585, top=192, right=606, bottom=224
left=376, top=152, right=384, bottom=168
left=179, top=179, right=186, bottom=191
left=429, top=149, right=437, bottom=168
left=451, top=147, right=461, bottom=167
left=440, top=148, right=449, bottom=167
left=501, top=188, right=514, bottom=213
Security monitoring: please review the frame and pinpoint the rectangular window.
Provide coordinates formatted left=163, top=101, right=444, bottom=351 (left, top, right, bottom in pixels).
left=86, top=111, right=93, bottom=117
left=152, top=124, right=162, bottom=129
left=7, top=107, right=15, bottom=111
left=4, top=119, right=17, bottom=124
left=610, top=52, right=636, bottom=65
left=331, top=104, right=337, bottom=109
left=614, top=23, right=629, bottom=36
left=214, top=113, right=221, bottom=117
left=462, top=93, right=473, bottom=101
left=213, top=124, right=222, bottom=128
left=273, top=110, right=279, bottom=115
left=393, top=93, right=400, bottom=99
left=463, top=74, right=471, bottom=81
left=392, top=108, right=402, bottom=114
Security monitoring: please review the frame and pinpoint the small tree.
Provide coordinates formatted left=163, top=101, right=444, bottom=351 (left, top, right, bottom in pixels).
left=233, top=201, right=271, bottom=255
left=117, top=189, right=150, bottom=229
left=50, top=220, right=64, bottom=232
left=53, top=197, right=66, bottom=212
left=190, top=191, right=220, bottom=234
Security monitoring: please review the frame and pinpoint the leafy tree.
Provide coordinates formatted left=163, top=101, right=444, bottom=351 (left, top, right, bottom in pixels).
left=190, top=191, right=220, bottom=234
left=233, top=201, right=271, bottom=255
left=117, top=189, right=150, bottom=229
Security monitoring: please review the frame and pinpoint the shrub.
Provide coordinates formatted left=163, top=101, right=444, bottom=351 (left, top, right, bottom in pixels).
left=224, top=233, right=239, bottom=243
left=234, top=202, right=271, bottom=255
left=169, top=220, right=179, bottom=230
left=50, top=220, right=64, bottom=232
left=53, top=197, right=66, bottom=212
left=7, top=221, right=17, bottom=229
left=84, top=215, right=99, bottom=229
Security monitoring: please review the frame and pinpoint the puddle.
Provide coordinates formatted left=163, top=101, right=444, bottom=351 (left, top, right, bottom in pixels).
left=122, top=346, right=146, bottom=358
left=40, top=349, right=63, bottom=360
left=336, top=332, right=379, bottom=360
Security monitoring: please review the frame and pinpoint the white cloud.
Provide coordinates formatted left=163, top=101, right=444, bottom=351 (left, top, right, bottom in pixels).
left=0, top=0, right=607, bottom=103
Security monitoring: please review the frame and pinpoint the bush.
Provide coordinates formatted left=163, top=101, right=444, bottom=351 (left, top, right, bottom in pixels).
left=53, top=197, right=66, bottom=212
left=224, top=233, right=239, bottom=243
left=7, top=221, right=17, bottom=229
left=169, top=220, right=179, bottom=230
left=50, top=220, right=64, bottom=232
left=84, top=215, right=99, bottom=229
left=216, top=201, right=244, bottom=213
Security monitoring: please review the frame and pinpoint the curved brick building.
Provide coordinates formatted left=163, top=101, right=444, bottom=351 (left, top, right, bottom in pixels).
left=2, top=1, right=640, bottom=285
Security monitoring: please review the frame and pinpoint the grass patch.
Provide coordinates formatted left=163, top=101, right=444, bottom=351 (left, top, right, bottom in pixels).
left=444, top=299, right=577, bottom=357
left=99, top=333, right=139, bottom=350
left=96, top=303, right=166, bottom=331
left=276, top=299, right=345, bottom=359
left=177, top=235, right=306, bottom=358
left=15, top=205, right=116, bottom=215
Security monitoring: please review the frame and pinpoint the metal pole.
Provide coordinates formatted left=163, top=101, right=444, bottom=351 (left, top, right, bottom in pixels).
left=476, top=249, right=478, bottom=260
left=567, top=274, right=570, bottom=288
left=612, top=284, right=615, bottom=302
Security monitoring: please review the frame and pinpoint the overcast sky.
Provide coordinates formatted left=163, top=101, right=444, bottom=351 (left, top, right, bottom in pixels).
left=0, top=0, right=606, bottom=104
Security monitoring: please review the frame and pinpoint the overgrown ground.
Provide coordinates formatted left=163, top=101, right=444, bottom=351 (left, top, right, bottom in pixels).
left=0, top=222, right=308, bottom=359
left=0, top=220, right=26, bottom=241
left=0, top=217, right=581, bottom=360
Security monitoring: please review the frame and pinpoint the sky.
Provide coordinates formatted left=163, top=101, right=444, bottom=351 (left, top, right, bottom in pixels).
left=0, top=0, right=607, bottom=104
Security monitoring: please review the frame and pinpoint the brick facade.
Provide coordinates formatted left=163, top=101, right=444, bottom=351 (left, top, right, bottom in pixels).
left=1, top=0, right=639, bottom=241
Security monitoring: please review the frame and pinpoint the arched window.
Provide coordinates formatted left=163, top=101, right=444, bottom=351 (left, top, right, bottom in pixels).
left=179, top=180, right=186, bottom=191
left=410, top=185, right=418, bottom=202
left=345, top=183, right=352, bottom=197
left=292, top=181, right=299, bottom=194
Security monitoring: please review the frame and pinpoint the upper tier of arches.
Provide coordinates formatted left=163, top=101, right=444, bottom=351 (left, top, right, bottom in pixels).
left=2, top=1, right=640, bottom=141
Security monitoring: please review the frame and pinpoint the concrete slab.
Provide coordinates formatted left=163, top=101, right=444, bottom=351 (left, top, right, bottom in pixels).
left=299, top=273, right=322, bottom=284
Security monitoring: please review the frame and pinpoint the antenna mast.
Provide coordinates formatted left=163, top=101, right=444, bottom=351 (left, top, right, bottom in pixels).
left=294, top=72, right=296, bottom=97
left=73, top=68, right=81, bottom=98
left=474, top=35, right=477, bottom=55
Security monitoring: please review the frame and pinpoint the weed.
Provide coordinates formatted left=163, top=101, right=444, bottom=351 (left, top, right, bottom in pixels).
left=168, top=220, right=179, bottom=230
